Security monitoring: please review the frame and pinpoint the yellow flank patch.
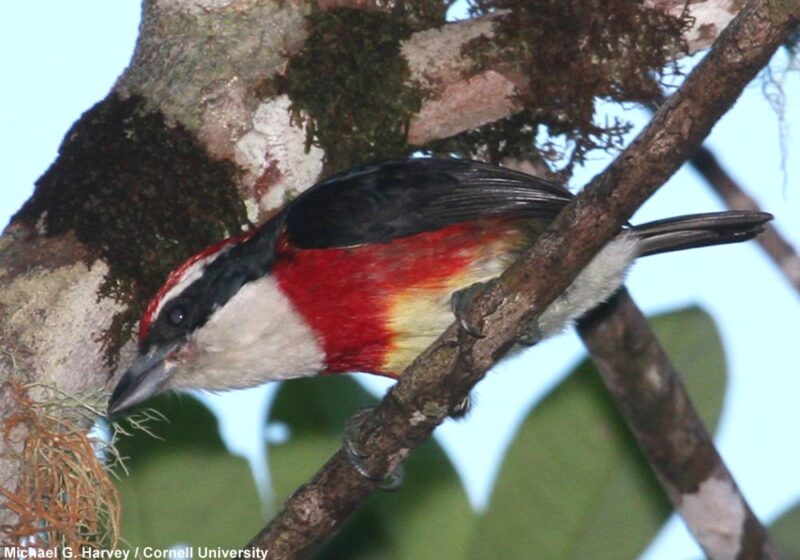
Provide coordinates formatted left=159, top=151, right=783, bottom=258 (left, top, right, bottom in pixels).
left=382, top=286, right=455, bottom=374
left=382, top=237, right=519, bottom=374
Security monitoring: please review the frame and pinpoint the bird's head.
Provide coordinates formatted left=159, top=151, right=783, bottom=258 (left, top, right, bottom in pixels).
left=107, top=220, right=325, bottom=417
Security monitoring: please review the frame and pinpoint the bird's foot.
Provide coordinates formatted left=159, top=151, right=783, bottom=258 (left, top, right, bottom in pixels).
left=343, top=408, right=405, bottom=491
left=451, top=281, right=495, bottom=338
left=515, top=319, right=543, bottom=346
left=449, top=394, right=472, bottom=419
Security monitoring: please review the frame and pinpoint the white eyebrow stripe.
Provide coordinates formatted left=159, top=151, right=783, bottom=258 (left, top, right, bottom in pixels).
left=151, top=249, right=229, bottom=321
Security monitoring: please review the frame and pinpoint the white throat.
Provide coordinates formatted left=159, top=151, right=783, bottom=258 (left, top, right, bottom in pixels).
left=169, top=275, right=326, bottom=391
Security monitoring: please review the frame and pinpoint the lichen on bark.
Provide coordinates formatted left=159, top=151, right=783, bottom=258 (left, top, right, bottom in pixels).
left=13, top=94, right=248, bottom=365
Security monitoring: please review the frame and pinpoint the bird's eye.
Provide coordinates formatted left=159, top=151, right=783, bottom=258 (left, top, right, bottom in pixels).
left=167, top=305, right=187, bottom=327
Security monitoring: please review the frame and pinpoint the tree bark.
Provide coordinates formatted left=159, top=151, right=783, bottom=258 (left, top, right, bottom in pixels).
left=245, top=0, right=798, bottom=557
left=0, top=0, right=783, bottom=549
left=578, top=291, right=777, bottom=559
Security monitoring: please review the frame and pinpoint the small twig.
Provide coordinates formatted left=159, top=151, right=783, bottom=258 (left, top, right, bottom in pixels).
left=691, top=146, right=800, bottom=294
left=647, top=85, right=800, bottom=296
left=578, top=290, right=777, bottom=559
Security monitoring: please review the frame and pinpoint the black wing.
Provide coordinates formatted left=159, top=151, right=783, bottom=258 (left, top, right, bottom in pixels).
left=284, top=158, right=574, bottom=249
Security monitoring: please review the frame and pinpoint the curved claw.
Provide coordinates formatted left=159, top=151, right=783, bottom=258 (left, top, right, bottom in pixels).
left=343, top=407, right=405, bottom=491
left=378, top=463, right=405, bottom=491
left=515, top=320, right=543, bottom=346
left=449, top=395, right=472, bottom=419
left=344, top=432, right=383, bottom=482
left=451, top=282, right=491, bottom=338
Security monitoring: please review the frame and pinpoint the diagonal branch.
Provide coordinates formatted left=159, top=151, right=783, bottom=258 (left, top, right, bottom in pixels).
left=578, top=290, right=777, bottom=559
left=244, top=1, right=798, bottom=557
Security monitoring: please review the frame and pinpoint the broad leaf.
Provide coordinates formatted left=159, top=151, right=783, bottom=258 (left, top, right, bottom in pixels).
left=469, top=306, right=726, bottom=559
left=115, top=394, right=264, bottom=548
left=771, top=502, right=800, bottom=559
left=268, top=375, right=476, bottom=560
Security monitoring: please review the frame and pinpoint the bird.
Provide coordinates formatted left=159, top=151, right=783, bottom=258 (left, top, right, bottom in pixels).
left=108, top=157, right=771, bottom=418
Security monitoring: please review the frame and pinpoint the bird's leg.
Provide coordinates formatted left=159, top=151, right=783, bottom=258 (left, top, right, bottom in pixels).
left=343, top=408, right=405, bottom=491
left=451, top=280, right=496, bottom=338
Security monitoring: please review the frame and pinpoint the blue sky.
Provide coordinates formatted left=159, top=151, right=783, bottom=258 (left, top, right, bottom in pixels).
left=2, top=4, right=799, bottom=559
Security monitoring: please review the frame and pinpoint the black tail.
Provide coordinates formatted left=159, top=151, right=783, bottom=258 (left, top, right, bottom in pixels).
left=631, top=211, right=772, bottom=257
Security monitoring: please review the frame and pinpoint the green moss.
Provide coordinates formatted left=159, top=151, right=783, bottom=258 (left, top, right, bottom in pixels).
left=15, top=94, right=248, bottom=366
left=429, top=112, right=543, bottom=166
left=456, top=0, right=688, bottom=172
left=275, top=7, right=444, bottom=174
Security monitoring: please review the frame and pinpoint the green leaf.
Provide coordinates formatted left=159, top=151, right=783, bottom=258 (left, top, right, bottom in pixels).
left=114, top=394, right=264, bottom=548
left=771, top=502, right=800, bottom=559
left=468, top=306, right=726, bottom=560
left=268, top=375, right=476, bottom=560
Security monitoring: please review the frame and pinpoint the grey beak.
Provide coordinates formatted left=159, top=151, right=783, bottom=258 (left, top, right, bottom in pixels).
left=108, top=342, right=179, bottom=417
